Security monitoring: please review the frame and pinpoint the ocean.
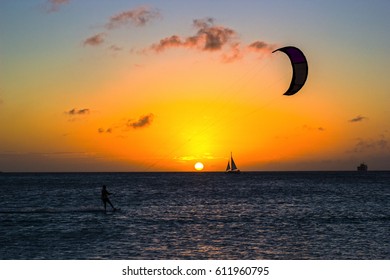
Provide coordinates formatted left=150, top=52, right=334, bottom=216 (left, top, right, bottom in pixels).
left=0, top=171, right=389, bottom=259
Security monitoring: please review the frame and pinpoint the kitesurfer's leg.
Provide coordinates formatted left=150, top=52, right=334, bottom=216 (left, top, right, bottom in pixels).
left=107, top=199, right=116, bottom=211
left=103, top=200, right=107, bottom=213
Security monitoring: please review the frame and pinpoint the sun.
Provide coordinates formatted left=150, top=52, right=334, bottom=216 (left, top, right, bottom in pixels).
left=194, top=162, right=204, bottom=171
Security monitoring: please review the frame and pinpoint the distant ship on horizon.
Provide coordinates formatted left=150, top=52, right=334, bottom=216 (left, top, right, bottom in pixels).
left=357, top=163, right=368, bottom=172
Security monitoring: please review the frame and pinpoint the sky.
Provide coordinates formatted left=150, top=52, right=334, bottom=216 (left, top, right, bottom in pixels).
left=1, top=0, right=390, bottom=172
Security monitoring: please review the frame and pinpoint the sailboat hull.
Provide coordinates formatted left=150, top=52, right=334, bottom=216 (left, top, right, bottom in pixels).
left=226, top=169, right=241, bottom=174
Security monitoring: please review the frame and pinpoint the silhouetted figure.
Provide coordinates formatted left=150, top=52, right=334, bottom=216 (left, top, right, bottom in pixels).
left=101, top=185, right=116, bottom=213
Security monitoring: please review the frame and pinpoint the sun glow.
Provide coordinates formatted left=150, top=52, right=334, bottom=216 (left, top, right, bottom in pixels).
left=194, top=162, right=204, bottom=171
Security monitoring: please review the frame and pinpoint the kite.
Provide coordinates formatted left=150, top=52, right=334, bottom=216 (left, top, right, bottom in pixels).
left=272, top=46, right=308, bottom=96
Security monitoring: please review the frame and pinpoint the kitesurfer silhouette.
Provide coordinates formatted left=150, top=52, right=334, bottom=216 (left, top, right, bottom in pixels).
left=101, top=185, right=116, bottom=213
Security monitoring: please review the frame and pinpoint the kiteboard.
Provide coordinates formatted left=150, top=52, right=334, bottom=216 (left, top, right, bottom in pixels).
left=105, top=208, right=121, bottom=214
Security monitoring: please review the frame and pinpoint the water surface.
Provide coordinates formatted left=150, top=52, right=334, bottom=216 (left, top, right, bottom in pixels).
left=0, top=172, right=389, bottom=259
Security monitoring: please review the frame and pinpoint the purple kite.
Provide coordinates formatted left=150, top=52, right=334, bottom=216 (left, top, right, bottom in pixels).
left=272, top=46, right=308, bottom=96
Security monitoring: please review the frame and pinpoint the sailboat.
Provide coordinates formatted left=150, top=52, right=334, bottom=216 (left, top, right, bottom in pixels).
left=225, top=153, right=241, bottom=174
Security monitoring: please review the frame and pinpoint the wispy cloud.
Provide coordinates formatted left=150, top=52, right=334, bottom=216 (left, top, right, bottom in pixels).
left=349, top=135, right=389, bottom=153
left=108, top=45, right=122, bottom=52
left=46, top=0, right=70, bottom=13
left=98, top=113, right=154, bottom=134
left=65, top=108, right=90, bottom=115
left=65, top=108, right=90, bottom=122
left=349, top=115, right=368, bottom=123
left=83, top=33, right=106, bottom=47
left=81, top=11, right=275, bottom=63
left=127, top=113, right=154, bottom=129
left=150, top=17, right=237, bottom=53
left=248, top=40, right=275, bottom=53
left=222, top=43, right=243, bottom=63
left=302, top=125, right=326, bottom=132
left=83, top=6, right=160, bottom=48
left=192, top=18, right=236, bottom=51
left=151, top=35, right=183, bottom=52
left=106, top=6, right=161, bottom=29
left=148, top=17, right=276, bottom=63
left=98, top=128, right=112, bottom=134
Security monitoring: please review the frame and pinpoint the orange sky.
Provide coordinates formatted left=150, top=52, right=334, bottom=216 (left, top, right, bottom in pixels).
left=1, top=1, right=390, bottom=171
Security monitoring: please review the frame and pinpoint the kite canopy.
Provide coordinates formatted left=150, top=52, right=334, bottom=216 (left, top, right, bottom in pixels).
left=272, top=46, right=308, bottom=96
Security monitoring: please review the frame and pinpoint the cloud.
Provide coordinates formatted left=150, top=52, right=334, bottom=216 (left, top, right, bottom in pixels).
left=83, top=6, right=160, bottom=48
left=65, top=108, right=90, bottom=115
left=98, top=113, right=154, bottom=134
left=193, top=18, right=237, bottom=51
left=348, top=135, right=389, bottom=154
left=83, top=33, right=106, bottom=47
left=46, top=0, right=70, bottom=13
left=148, top=18, right=276, bottom=63
left=127, top=114, right=154, bottom=129
left=106, top=6, right=161, bottom=29
left=150, top=17, right=238, bottom=53
left=151, top=35, right=183, bottom=52
left=302, top=125, right=326, bottom=132
left=98, top=128, right=112, bottom=134
left=222, top=43, right=243, bottom=63
left=248, top=40, right=275, bottom=53
left=108, top=45, right=122, bottom=52
left=349, top=115, right=368, bottom=123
